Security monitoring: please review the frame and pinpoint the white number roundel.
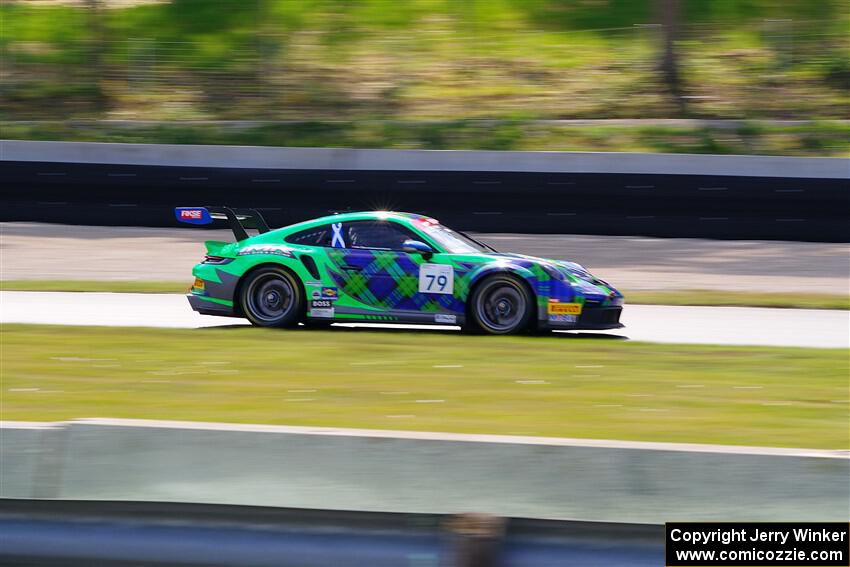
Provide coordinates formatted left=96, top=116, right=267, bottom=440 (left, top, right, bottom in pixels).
left=418, top=263, right=454, bottom=294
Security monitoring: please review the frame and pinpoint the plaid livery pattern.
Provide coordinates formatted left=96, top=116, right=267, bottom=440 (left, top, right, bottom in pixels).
left=323, top=249, right=573, bottom=317
left=326, top=249, right=473, bottom=313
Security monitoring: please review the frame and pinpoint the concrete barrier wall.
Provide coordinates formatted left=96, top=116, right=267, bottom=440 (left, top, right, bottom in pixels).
left=3, top=140, right=848, bottom=241
left=3, top=139, right=848, bottom=178
left=0, top=422, right=63, bottom=499
left=2, top=419, right=847, bottom=523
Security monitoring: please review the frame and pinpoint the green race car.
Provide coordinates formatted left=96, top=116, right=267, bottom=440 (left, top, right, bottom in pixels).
left=179, top=207, right=623, bottom=334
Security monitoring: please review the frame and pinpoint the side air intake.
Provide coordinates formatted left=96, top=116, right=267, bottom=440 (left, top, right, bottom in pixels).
left=299, top=255, right=321, bottom=280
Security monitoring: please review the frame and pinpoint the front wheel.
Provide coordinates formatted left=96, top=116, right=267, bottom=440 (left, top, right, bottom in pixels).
left=240, top=267, right=304, bottom=327
left=468, top=275, right=534, bottom=335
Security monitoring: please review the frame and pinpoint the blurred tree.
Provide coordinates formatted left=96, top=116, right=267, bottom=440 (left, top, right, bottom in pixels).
left=85, top=0, right=106, bottom=110
left=657, top=0, right=685, bottom=114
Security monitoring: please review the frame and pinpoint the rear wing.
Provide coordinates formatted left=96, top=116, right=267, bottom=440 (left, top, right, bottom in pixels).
left=175, top=206, right=270, bottom=242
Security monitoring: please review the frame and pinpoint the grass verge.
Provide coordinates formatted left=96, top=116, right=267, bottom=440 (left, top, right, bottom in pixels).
left=3, top=120, right=849, bottom=156
left=1, top=280, right=190, bottom=295
left=625, top=290, right=849, bottom=310
left=2, top=324, right=847, bottom=449
left=3, top=280, right=847, bottom=310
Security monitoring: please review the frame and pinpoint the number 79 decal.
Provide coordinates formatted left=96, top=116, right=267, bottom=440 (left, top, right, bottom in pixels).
left=418, top=263, right=454, bottom=294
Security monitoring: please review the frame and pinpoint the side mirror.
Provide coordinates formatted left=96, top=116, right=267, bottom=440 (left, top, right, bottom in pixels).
left=402, top=239, right=433, bottom=259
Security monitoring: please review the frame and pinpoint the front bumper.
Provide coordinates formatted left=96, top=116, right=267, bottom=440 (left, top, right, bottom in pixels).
left=187, top=294, right=236, bottom=317
left=544, top=305, right=624, bottom=331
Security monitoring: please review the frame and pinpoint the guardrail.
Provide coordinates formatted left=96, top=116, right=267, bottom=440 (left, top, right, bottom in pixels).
left=0, top=499, right=664, bottom=567
left=2, top=419, right=847, bottom=524
left=2, top=140, right=848, bottom=241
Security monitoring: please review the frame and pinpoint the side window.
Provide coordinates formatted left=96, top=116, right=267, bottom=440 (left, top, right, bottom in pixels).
left=345, top=221, right=415, bottom=250
left=285, top=225, right=331, bottom=246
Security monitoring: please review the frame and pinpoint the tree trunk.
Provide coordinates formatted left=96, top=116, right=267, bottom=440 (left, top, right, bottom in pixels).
left=85, top=0, right=107, bottom=111
left=657, top=0, right=686, bottom=115
left=445, top=513, right=505, bottom=567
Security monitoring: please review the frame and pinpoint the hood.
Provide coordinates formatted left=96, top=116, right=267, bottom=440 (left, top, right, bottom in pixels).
left=494, top=253, right=619, bottom=299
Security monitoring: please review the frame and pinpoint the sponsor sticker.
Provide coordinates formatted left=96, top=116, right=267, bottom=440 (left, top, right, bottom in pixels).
left=547, top=301, right=582, bottom=316
left=175, top=207, right=213, bottom=225
left=435, top=313, right=457, bottom=324
left=305, top=280, right=323, bottom=287
left=549, top=314, right=577, bottom=323
left=321, top=287, right=339, bottom=300
left=237, top=244, right=293, bottom=258
left=311, top=290, right=321, bottom=300
left=419, top=263, right=454, bottom=294
left=311, top=299, right=333, bottom=309
left=310, top=308, right=334, bottom=318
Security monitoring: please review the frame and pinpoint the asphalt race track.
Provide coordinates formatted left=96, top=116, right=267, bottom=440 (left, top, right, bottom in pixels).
left=2, top=291, right=847, bottom=348
left=3, top=222, right=849, bottom=293
left=2, top=223, right=847, bottom=348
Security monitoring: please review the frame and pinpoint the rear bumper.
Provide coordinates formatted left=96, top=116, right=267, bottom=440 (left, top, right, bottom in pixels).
left=544, top=306, right=624, bottom=331
left=187, top=294, right=236, bottom=317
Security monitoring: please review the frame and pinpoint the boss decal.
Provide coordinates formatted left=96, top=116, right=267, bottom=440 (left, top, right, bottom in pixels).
left=419, top=263, right=454, bottom=294
left=311, top=299, right=333, bottom=309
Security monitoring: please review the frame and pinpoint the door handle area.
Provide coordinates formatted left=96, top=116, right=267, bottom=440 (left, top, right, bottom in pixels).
left=341, top=265, right=363, bottom=272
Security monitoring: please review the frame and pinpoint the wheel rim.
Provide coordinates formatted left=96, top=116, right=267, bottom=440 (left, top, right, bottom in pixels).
left=247, top=274, right=294, bottom=322
left=476, top=281, right=526, bottom=332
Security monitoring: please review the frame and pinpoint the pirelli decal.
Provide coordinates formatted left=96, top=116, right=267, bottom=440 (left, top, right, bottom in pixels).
left=547, top=301, right=582, bottom=315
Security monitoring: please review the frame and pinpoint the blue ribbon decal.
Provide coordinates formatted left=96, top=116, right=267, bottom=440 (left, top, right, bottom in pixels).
left=331, top=223, right=345, bottom=248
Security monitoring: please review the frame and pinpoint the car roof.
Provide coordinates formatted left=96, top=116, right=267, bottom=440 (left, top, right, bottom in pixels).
left=277, top=211, right=432, bottom=233
left=313, top=211, right=425, bottom=223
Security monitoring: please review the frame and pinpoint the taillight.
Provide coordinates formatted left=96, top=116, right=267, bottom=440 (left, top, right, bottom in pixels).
left=203, top=256, right=233, bottom=265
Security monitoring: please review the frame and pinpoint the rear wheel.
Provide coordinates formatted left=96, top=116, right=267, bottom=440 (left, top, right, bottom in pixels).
left=468, top=274, right=534, bottom=335
left=240, top=267, right=303, bottom=328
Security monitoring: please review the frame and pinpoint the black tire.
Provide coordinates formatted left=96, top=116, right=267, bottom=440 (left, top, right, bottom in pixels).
left=239, top=266, right=304, bottom=328
left=468, top=274, right=534, bottom=335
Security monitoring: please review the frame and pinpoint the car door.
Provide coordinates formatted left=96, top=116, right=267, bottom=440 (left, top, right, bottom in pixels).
left=321, top=220, right=421, bottom=314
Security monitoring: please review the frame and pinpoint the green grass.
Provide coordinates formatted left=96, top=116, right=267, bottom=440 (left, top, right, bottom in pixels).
left=2, top=324, right=847, bottom=449
left=625, top=290, right=849, bottom=311
left=1, top=280, right=190, bottom=295
left=3, top=281, right=847, bottom=310
left=2, top=120, right=848, bottom=156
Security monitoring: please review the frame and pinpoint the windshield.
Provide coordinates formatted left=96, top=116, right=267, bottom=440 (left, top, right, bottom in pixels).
left=420, top=223, right=494, bottom=254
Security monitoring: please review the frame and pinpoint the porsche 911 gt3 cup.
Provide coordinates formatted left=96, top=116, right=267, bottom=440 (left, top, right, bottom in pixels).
left=179, top=207, right=623, bottom=334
